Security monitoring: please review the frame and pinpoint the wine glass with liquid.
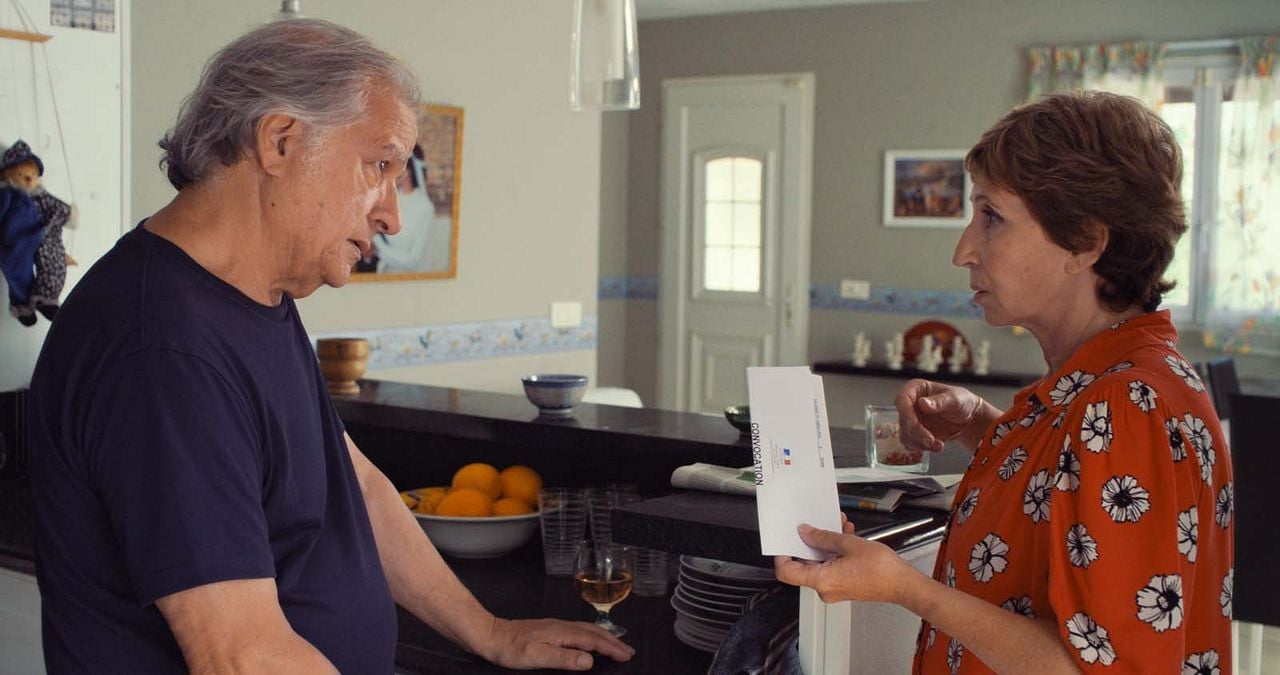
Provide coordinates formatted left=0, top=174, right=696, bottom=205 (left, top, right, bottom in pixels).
left=574, top=540, right=635, bottom=637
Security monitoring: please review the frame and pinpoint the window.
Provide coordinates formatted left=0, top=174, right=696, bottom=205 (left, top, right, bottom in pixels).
left=1159, top=53, right=1232, bottom=322
left=702, top=156, right=763, bottom=293
left=1159, top=45, right=1276, bottom=328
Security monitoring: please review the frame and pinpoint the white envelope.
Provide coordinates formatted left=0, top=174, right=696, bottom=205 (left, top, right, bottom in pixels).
left=747, top=366, right=842, bottom=560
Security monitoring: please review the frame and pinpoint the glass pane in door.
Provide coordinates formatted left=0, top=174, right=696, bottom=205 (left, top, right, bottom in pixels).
left=702, top=157, right=763, bottom=292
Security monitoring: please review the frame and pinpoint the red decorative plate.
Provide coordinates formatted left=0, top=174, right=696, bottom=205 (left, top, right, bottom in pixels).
left=903, top=320, right=971, bottom=369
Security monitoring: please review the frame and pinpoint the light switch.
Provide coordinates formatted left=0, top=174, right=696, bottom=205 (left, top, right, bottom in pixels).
left=550, top=301, right=582, bottom=328
left=839, top=279, right=871, bottom=300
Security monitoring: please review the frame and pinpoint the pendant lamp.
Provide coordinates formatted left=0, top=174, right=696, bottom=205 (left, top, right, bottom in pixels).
left=272, top=0, right=304, bottom=21
left=569, top=0, right=640, bottom=111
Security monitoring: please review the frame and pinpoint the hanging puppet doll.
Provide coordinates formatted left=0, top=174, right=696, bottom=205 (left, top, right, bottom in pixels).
left=0, top=140, right=74, bottom=326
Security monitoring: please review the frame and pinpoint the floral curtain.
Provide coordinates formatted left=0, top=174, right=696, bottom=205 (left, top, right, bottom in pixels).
left=1205, top=36, right=1280, bottom=353
left=1026, top=41, right=1167, bottom=107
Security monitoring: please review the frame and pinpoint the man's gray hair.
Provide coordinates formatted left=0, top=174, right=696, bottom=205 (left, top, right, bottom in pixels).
left=159, top=19, right=420, bottom=190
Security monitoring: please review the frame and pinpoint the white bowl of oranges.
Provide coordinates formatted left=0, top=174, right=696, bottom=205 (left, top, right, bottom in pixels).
left=402, top=463, right=543, bottom=559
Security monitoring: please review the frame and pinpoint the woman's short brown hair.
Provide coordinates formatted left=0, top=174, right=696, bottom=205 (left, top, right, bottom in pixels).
left=965, top=91, right=1187, bottom=312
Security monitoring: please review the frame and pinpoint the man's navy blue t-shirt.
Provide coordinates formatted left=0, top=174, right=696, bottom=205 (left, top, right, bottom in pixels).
left=28, top=225, right=396, bottom=673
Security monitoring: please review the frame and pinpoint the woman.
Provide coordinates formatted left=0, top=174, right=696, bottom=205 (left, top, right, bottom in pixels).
left=776, top=91, right=1233, bottom=674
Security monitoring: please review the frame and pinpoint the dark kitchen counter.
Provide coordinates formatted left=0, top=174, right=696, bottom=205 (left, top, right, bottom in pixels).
left=333, top=379, right=865, bottom=496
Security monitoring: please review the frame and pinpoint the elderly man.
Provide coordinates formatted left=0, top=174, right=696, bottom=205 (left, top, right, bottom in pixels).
left=28, top=19, right=633, bottom=674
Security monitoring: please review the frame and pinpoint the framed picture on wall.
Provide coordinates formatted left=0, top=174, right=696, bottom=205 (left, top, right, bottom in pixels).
left=352, top=103, right=463, bottom=281
left=882, top=150, right=971, bottom=228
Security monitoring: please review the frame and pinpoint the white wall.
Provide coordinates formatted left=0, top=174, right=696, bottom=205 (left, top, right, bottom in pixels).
left=130, top=0, right=601, bottom=395
left=0, top=0, right=128, bottom=390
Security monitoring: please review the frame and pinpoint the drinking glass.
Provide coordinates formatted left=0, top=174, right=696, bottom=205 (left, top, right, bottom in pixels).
left=574, top=540, right=634, bottom=637
left=866, top=405, right=930, bottom=473
left=539, top=488, right=589, bottom=576
left=585, top=483, right=640, bottom=543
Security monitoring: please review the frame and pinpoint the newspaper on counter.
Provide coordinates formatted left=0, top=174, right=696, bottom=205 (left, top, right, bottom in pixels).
left=747, top=366, right=843, bottom=561
left=670, top=463, right=757, bottom=496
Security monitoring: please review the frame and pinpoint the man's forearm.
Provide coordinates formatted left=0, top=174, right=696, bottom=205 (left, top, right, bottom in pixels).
left=346, top=438, right=499, bottom=659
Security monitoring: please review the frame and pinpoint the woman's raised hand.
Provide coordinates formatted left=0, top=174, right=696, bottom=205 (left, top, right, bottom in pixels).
left=895, top=379, right=995, bottom=454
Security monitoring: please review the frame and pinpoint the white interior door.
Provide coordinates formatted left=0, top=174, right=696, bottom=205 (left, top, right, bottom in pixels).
left=658, top=74, right=814, bottom=413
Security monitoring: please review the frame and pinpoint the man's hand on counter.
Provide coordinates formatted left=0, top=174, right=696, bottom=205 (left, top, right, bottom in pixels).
left=480, top=616, right=636, bottom=671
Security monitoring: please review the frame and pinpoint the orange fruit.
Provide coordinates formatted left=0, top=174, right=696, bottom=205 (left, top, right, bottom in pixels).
left=452, top=463, right=502, bottom=500
left=499, top=465, right=543, bottom=506
left=493, top=497, right=535, bottom=516
left=400, top=491, right=420, bottom=509
left=435, top=488, right=495, bottom=517
left=413, top=487, right=449, bottom=515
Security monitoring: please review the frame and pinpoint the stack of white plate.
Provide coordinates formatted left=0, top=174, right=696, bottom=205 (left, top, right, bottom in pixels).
left=671, top=555, right=780, bottom=653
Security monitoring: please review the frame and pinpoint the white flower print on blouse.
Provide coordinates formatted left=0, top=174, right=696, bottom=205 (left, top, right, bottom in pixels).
left=1023, top=469, right=1052, bottom=523
left=1181, top=414, right=1215, bottom=485
left=1001, top=595, right=1035, bottom=618
left=968, top=533, right=1010, bottom=583
left=1215, top=483, right=1233, bottom=529
left=1127, top=380, right=1158, bottom=412
left=999, top=447, right=1028, bottom=480
left=1055, top=436, right=1081, bottom=492
left=1167, top=417, right=1188, bottom=462
left=1165, top=355, right=1206, bottom=393
left=1101, top=475, right=1151, bottom=523
left=1220, top=569, right=1233, bottom=618
left=1182, top=649, right=1221, bottom=675
left=1136, top=573, right=1184, bottom=632
left=1109, top=318, right=1130, bottom=330
left=947, top=638, right=962, bottom=675
left=1177, top=507, right=1198, bottom=564
left=1080, top=401, right=1113, bottom=453
left=1052, top=410, right=1067, bottom=429
left=1050, top=370, right=1096, bottom=407
left=1066, top=612, right=1117, bottom=665
left=956, top=488, right=980, bottom=525
left=945, top=560, right=956, bottom=588
left=1020, top=396, right=1046, bottom=427
left=1103, top=360, right=1134, bottom=376
left=1067, top=523, right=1099, bottom=568
left=927, top=626, right=936, bottom=649
left=990, top=420, right=1016, bottom=447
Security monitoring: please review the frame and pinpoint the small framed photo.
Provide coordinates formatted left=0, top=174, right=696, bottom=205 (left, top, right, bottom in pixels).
left=883, top=150, right=971, bottom=228
left=352, top=103, right=463, bottom=281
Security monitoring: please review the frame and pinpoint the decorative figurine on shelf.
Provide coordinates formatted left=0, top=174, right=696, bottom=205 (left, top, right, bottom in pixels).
left=917, top=334, right=943, bottom=373
left=885, top=332, right=905, bottom=370
left=851, top=331, right=872, bottom=367
left=948, top=335, right=969, bottom=373
left=0, top=140, right=75, bottom=326
left=973, top=340, right=991, bottom=375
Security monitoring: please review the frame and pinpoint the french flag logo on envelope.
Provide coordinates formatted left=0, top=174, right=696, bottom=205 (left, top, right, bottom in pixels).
left=783, top=448, right=792, bottom=466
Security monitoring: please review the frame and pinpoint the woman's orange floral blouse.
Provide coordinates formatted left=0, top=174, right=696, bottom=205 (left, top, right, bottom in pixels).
left=912, top=312, right=1234, bottom=674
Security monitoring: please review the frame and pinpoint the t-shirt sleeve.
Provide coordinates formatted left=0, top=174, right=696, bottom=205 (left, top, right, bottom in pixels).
left=81, top=348, right=275, bottom=606
left=1046, top=376, right=1200, bottom=673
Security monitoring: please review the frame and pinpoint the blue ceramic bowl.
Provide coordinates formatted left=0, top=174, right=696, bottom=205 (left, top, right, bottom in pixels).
left=521, top=374, right=589, bottom=416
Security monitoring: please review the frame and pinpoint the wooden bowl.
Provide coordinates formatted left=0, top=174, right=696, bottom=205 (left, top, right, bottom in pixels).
left=315, top=338, right=369, bottom=395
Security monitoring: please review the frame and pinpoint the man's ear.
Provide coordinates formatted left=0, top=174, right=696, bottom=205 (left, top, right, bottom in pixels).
left=255, top=113, right=304, bottom=177
left=1066, top=220, right=1109, bottom=275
